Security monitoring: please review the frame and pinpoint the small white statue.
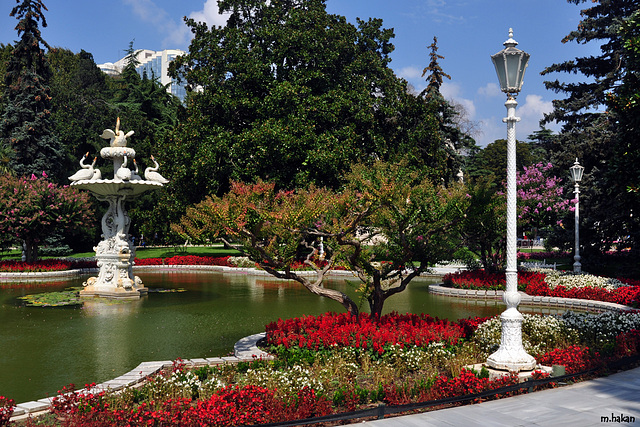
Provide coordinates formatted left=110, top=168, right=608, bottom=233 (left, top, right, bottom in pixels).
left=115, top=155, right=132, bottom=181
left=69, top=152, right=96, bottom=182
left=92, top=161, right=102, bottom=180
left=131, top=159, right=143, bottom=181
left=100, top=117, right=134, bottom=147
left=144, top=155, right=169, bottom=183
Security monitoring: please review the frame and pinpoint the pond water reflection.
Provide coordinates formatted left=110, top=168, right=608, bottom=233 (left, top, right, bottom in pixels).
left=0, top=271, right=556, bottom=403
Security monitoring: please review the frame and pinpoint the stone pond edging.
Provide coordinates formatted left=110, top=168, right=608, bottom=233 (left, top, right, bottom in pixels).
left=428, top=283, right=633, bottom=313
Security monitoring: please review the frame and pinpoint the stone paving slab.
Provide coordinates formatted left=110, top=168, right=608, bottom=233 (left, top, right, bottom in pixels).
left=15, top=400, right=50, bottom=414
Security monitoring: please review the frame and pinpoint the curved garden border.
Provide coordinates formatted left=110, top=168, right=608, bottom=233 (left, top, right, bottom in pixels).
left=6, top=266, right=637, bottom=421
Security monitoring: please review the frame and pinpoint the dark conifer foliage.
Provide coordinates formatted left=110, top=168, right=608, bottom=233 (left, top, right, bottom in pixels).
left=0, top=0, right=64, bottom=180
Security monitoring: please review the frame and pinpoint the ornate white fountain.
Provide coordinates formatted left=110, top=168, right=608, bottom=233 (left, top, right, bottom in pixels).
left=69, top=118, right=168, bottom=299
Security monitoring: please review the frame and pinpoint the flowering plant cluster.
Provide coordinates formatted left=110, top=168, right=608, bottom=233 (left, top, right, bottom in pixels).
left=537, top=345, right=601, bottom=374
left=544, top=271, right=626, bottom=291
left=443, top=270, right=546, bottom=292
left=473, top=314, right=568, bottom=356
left=264, top=312, right=473, bottom=355
left=0, top=258, right=96, bottom=272
left=524, top=277, right=640, bottom=307
left=50, top=382, right=332, bottom=426
left=0, top=396, right=14, bottom=426
left=514, top=162, right=571, bottom=229
left=0, top=173, right=93, bottom=262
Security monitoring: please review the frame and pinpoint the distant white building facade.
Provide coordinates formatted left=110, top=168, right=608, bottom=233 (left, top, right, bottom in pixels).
left=98, top=49, right=187, bottom=101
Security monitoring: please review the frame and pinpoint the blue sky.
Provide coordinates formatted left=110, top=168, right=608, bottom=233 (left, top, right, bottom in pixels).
left=1, top=0, right=602, bottom=146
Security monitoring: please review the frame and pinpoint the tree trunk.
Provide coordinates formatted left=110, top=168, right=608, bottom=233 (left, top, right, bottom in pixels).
left=368, top=275, right=386, bottom=319
left=24, top=239, right=39, bottom=263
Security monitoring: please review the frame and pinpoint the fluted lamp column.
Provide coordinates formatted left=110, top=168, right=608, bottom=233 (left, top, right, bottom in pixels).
left=570, top=159, right=585, bottom=273
left=486, top=29, right=536, bottom=372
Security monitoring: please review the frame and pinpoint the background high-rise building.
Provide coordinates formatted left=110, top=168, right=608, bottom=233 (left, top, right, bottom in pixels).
left=98, top=49, right=186, bottom=101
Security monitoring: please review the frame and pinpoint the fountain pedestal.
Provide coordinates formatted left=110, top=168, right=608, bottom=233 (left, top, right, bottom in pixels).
left=70, top=120, right=167, bottom=299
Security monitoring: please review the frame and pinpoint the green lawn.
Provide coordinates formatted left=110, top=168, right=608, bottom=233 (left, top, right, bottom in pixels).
left=73, top=245, right=242, bottom=259
left=0, top=245, right=242, bottom=261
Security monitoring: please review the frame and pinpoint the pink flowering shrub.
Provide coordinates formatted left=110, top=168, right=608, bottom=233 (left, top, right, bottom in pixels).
left=515, top=163, right=571, bottom=231
left=0, top=173, right=93, bottom=262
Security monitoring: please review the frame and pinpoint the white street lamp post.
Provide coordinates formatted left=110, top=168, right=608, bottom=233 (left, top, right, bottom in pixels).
left=486, top=29, right=536, bottom=372
left=570, top=159, right=585, bottom=273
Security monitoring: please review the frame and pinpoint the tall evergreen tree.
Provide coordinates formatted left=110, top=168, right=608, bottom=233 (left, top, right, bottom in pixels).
left=420, top=37, right=474, bottom=183
left=0, top=0, right=64, bottom=180
left=541, top=0, right=639, bottom=255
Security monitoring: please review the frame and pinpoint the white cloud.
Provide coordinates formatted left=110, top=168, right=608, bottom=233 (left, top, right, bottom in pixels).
left=397, top=66, right=423, bottom=80
left=476, top=94, right=560, bottom=147
left=189, top=0, right=231, bottom=28
left=478, top=82, right=501, bottom=97
left=123, top=0, right=191, bottom=48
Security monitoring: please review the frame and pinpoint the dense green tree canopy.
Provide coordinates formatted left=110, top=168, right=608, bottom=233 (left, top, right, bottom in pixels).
left=464, top=139, right=541, bottom=182
left=161, top=0, right=452, bottom=223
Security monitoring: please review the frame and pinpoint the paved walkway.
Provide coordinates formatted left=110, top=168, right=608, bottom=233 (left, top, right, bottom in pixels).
left=361, top=366, right=640, bottom=426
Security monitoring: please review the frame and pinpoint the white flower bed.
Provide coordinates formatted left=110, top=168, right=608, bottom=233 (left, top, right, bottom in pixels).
left=544, top=271, right=627, bottom=291
left=474, top=311, right=640, bottom=356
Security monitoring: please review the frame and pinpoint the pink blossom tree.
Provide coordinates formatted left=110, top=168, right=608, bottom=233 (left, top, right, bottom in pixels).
left=0, top=173, right=93, bottom=262
left=515, top=162, right=572, bottom=239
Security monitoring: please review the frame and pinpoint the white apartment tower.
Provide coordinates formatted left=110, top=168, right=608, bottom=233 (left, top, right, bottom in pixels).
left=98, top=49, right=187, bottom=101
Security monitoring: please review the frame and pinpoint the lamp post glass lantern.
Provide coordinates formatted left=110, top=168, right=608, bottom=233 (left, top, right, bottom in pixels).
left=486, top=29, right=536, bottom=372
left=570, top=159, right=584, bottom=273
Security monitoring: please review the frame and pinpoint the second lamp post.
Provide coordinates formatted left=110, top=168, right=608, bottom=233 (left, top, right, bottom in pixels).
left=570, top=159, right=585, bottom=272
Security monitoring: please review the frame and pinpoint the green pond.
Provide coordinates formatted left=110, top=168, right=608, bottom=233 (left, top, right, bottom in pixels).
left=0, top=271, right=556, bottom=403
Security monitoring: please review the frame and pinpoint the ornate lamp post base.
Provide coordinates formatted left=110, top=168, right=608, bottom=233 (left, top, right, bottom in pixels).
left=486, top=308, right=536, bottom=371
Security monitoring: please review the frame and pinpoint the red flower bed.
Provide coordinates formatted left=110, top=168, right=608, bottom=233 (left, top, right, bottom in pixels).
left=443, top=270, right=546, bottom=292
left=133, top=255, right=233, bottom=267
left=536, top=345, right=602, bottom=374
left=0, top=259, right=96, bottom=272
left=51, top=383, right=331, bottom=426
left=443, top=270, right=640, bottom=307
left=265, top=312, right=480, bottom=354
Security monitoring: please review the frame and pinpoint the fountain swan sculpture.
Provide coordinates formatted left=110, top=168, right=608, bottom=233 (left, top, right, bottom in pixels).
left=115, top=155, right=132, bottom=181
left=69, top=152, right=96, bottom=182
left=100, top=117, right=134, bottom=147
left=144, top=155, right=169, bottom=183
